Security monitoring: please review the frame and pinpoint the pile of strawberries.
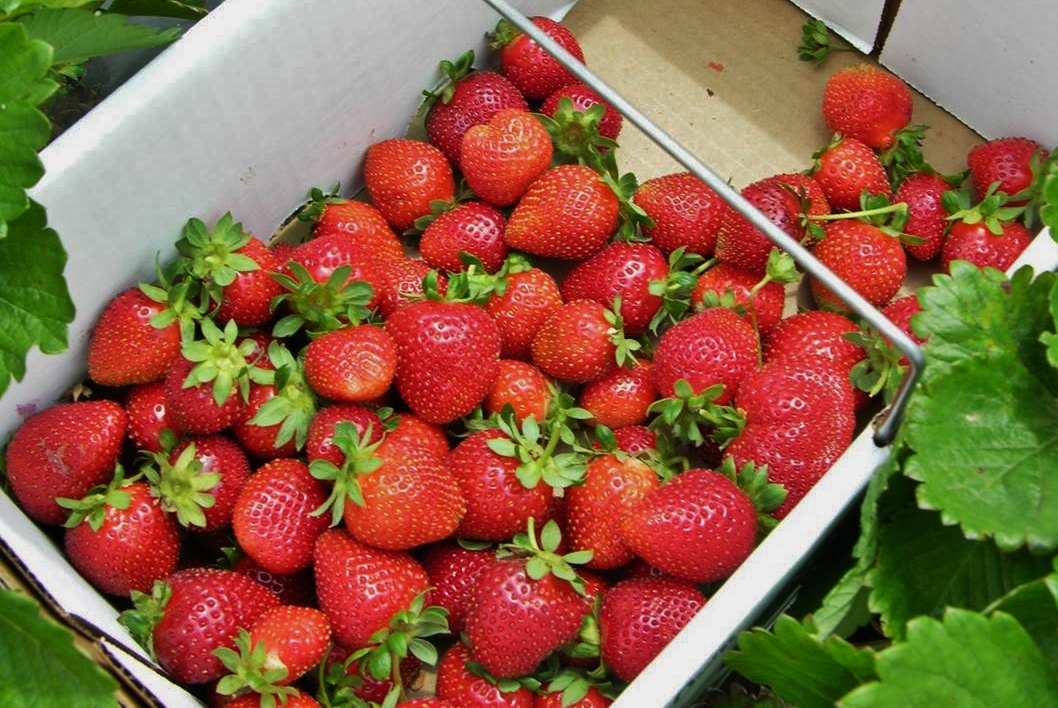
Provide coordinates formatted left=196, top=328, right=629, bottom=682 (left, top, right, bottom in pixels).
left=2, top=13, right=1049, bottom=708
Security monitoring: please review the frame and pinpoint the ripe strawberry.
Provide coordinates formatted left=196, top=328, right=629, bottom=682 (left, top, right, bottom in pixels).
left=232, top=556, right=317, bottom=608
left=148, top=435, right=251, bottom=532
left=620, top=468, right=757, bottom=583
left=364, top=138, right=456, bottom=232
left=691, top=261, right=787, bottom=336
left=223, top=691, right=322, bottom=708
left=382, top=410, right=451, bottom=462
left=633, top=171, right=726, bottom=257
left=215, top=604, right=331, bottom=692
left=577, top=359, right=657, bottom=430
left=821, top=63, right=913, bottom=150
left=417, top=540, right=495, bottom=634
left=535, top=686, right=612, bottom=708
left=306, top=403, right=384, bottom=466
left=448, top=429, right=553, bottom=541
left=86, top=285, right=181, bottom=386
left=598, top=576, right=706, bottom=682
left=809, top=219, right=907, bottom=310
left=385, top=297, right=502, bottom=424
left=464, top=523, right=588, bottom=678
left=650, top=306, right=760, bottom=405
left=713, top=176, right=804, bottom=274
left=484, top=358, right=554, bottom=424
left=882, top=293, right=926, bottom=347
left=493, top=16, right=585, bottom=101
left=942, top=219, right=1032, bottom=273
left=278, top=232, right=383, bottom=321
left=304, top=324, right=398, bottom=403
left=61, top=476, right=181, bottom=597
left=5, top=400, right=127, bottom=525
left=122, top=567, right=280, bottom=685
left=231, top=342, right=317, bottom=460
left=299, top=189, right=405, bottom=263
left=231, top=458, right=331, bottom=575
left=419, top=200, right=509, bottom=273
left=559, top=241, right=669, bottom=337
left=810, top=135, right=893, bottom=212
left=763, top=309, right=866, bottom=374
left=483, top=262, right=563, bottom=360
left=504, top=164, right=620, bottom=260
left=375, top=256, right=448, bottom=319
left=608, top=425, right=658, bottom=457
left=967, top=136, right=1047, bottom=203
left=164, top=353, right=247, bottom=436
left=312, top=528, right=430, bottom=649
left=893, top=171, right=950, bottom=261
left=541, top=81, right=623, bottom=143
left=531, top=299, right=622, bottom=384
left=771, top=171, right=831, bottom=219
left=460, top=108, right=555, bottom=208
left=565, top=453, right=660, bottom=570
left=435, top=641, right=535, bottom=707
left=125, top=380, right=176, bottom=453
left=424, top=52, right=529, bottom=169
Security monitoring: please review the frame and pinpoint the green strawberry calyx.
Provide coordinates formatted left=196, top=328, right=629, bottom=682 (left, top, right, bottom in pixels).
left=536, top=96, right=618, bottom=172
left=181, top=316, right=265, bottom=406
left=648, top=247, right=715, bottom=333
left=245, top=341, right=319, bottom=452
left=487, top=395, right=593, bottom=491
left=943, top=180, right=1028, bottom=235
left=270, top=261, right=376, bottom=338
left=647, top=378, right=744, bottom=449
left=717, top=457, right=787, bottom=536
left=141, top=441, right=222, bottom=529
left=174, top=212, right=260, bottom=314
left=419, top=49, right=476, bottom=111
left=55, top=463, right=133, bottom=531
left=118, top=578, right=173, bottom=662
left=497, top=518, right=594, bottom=596
left=308, top=421, right=384, bottom=527
left=298, top=183, right=345, bottom=225
left=213, top=629, right=297, bottom=707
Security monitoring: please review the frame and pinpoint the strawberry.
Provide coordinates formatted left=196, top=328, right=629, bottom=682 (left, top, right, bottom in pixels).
left=771, top=171, right=831, bottom=219
left=304, top=324, right=398, bottom=403
left=312, top=528, right=430, bottom=649
left=86, top=285, right=182, bottom=387
left=435, top=641, right=535, bottom=707
left=893, top=171, right=951, bottom=261
left=763, top=309, right=866, bottom=374
left=821, top=63, right=913, bottom=150
left=531, top=299, right=626, bottom=384
left=61, top=475, right=181, bottom=597
left=147, top=435, right=251, bottom=532
left=620, top=468, right=757, bottom=583
left=376, top=256, right=448, bottom=319
left=364, top=138, right=456, bottom=232
left=423, top=50, right=529, bottom=169
left=223, top=691, right=322, bottom=708
left=634, top=171, right=726, bottom=257
left=385, top=297, right=502, bottom=424
left=492, top=16, right=585, bottom=101
left=231, top=458, right=331, bottom=575
left=564, top=452, right=660, bottom=570
left=5, top=399, right=127, bottom=525
left=882, top=293, right=926, bottom=347
left=577, top=359, right=657, bottom=430
left=541, top=81, right=623, bottom=144
left=416, top=540, right=494, bottom=635
left=464, top=521, right=589, bottom=678
left=382, top=410, right=451, bottom=462
left=483, top=358, right=554, bottom=424
left=460, top=108, right=555, bottom=208
left=713, top=176, right=804, bottom=274
left=608, top=425, right=658, bottom=457
left=504, top=164, right=620, bottom=260
left=448, top=429, right=553, bottom=542
left=598, top=576, right=706, bottom=682
left=299, top=188, right=405, bottom=263
left=306, top=403, right=384, bottom=466
left=164, top=351, right=247, bottom=436
left=483, top=261, right=564, bottom=360
left=401, top=699, right=458, bottom=708
left=967, top=136, right=1046, bottom=204
left=942, top=219, right=1032, bottom=273
left=535, top=686, right=612, bottom=708
left=232, top=556, right=317, bottom=608
left=125, top=380, right=176, bottom=454
left=559, top=241, right=669, bottom=337
left=232, top=342, right=317, bottom=460
left=809, top=219, right=907, bottom=310
left=650, top=306, right=760, bottom=406
left=691, top=260, right=787, bottom=336
left=121, top=567, right=280, bottom=685
left=419, top=201, right=509, bottom=273
left=810, top=135, right=893, bottom=212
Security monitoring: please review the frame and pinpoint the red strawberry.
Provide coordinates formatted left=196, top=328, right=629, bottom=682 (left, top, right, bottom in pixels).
left=483, top=358, right=554, bottom=424
left=5, top=400, right=127, bottom=525
left=231, top=458, right=331, bottom=575
left=223, top=691, right=322, bottom=708
left=216, top=604, right=332, bottom=689
left=364, top=138, right=456, bottom=232
left=385, top=298, right=502, bottom=424
left=312, top=528, right=430, bottom=649
left=565, top=453, right=660, bottom=570
left=124, top=567, right=280, bottom=685
left=279, top=232, right=383, bottom=319
left=86, top=286, right=181, bottom=386
left=713, top=176, right=804, bottom=274
left=125, top=380, right=176, bottom=454
left=809, top=219, right=907, bottom=310
left=691, top=261, right=787, bottom=336
left=967, top=136, right=1047, bottom=203
left=231, top=343, right=317, bottom=461
left=417, top=540, right=495, bottom=634
left=232, top=556, right=317, bottom=608
left=62, top=476, right=181, bottom=597
left=894, top=171, right=950, bottom=261
left=608, top=425, right=658, bottom=457
left=541, top=81, right=623, bottom=143
left=535, top=686, right=612, bottom=708
left=460, top=108, right=555, bottom=208
left=650, top=306, right=760, bottom=405
left=771, top=172, right=831, bottom=219
left=811, top=136, right=894, bottom=212
left=531, top=299, right=621, bottom=384
left=882, top=293, right=926, bottom=347
left=306, top=403, right=384, bottom=466
left=382, top=410, right=451, bottom=462
left=419, top=201, right=509, bottom=273
left=493, top=16, right=585, bottom=101
left=484, top=263, right=564, bottom=360
left=598, top=576, right=706, bottom=682
left=300, top=190, right=405, bottom=263
left=559, top=241, right=669, bottom=337
left=376, top=256, right=448, bottom=319
left=942, top=219, right=1032, bottom=273
left=424, top=56, right=530, bottom=169
left=634, top=171, right=726, bottom=257
left=164, top=353, right=247, bottom=436
left=304, top=324, right=398, bottom=403
left=435, top=641, right=535, bottom=707
left=577, top=359, right=657, bottom=430
left=504, top=164, right=620, bottom=261
left=821, top=63, right=913, bottom=150
left=401, top=699, right=459, bottom=708
left=763, top=309, right=866, bottom=375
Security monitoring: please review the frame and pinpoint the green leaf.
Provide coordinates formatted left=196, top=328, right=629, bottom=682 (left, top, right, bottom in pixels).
left=106, top=0, right=208, bottom=21
left=987, top=570, right=1058, bottom=670
left=867, top=500, right=1053, bottom=640
left=725, top=615, right=877, bottom=708
left=18, top=8, right=181, bottom=65
left=0, top=589, right=120, bottom=708
left=0, top=21, right=53, bottom=102
left=841, top=609, right=1058, bottom=707
left=0, top=200, right=74, bottom=397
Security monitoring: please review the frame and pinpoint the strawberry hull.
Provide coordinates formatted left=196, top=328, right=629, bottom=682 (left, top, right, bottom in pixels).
left=4, top=0, right=1057, bottom=706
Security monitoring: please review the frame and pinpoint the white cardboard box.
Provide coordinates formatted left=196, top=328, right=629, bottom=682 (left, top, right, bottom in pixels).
left=7, top=0, right=1058, bottom=706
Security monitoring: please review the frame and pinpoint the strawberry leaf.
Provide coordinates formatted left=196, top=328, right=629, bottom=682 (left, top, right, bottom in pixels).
left=17, top=8, right=181, bottom=66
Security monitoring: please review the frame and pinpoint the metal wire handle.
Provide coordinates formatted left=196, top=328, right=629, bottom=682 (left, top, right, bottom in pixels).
left=483, top=0, right=924, bottom=446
